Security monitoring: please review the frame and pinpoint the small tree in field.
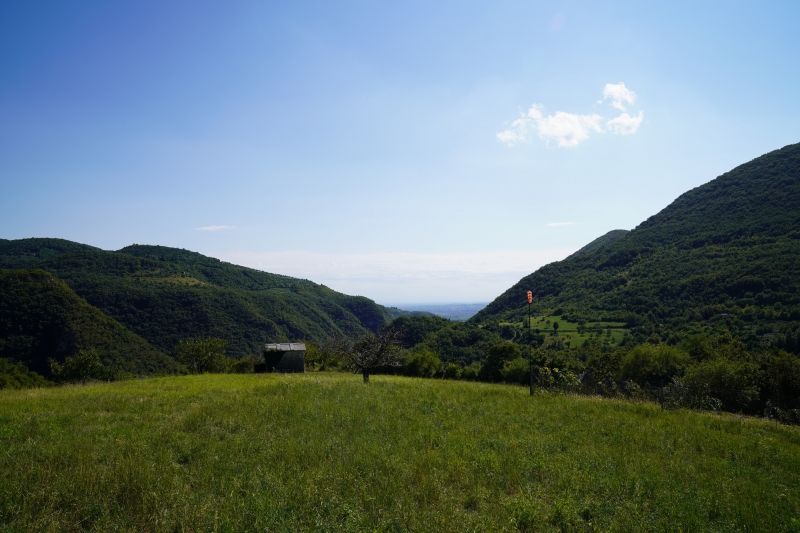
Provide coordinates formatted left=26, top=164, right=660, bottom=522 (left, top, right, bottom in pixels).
left=329, top=329, right=404, bottom=383
left=173, top=337, right=229, bottom=374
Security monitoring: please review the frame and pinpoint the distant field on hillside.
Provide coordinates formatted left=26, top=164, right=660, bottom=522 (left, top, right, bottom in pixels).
left=1, top=374, right=798, bottom=531
left=501, top=315, right=629, bottom=348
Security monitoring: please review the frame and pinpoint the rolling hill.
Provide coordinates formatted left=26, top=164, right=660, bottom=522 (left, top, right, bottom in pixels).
left=472, top=142, right=800, bottom=349
left=0, top=239, right=397, bottom=360
left=0, top=269, right=176, bottom=376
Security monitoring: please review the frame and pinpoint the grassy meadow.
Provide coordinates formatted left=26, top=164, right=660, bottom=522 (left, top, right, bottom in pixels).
left=503, top=315, right=628, bottom=348
left=1, top=373, right=799, bottom=532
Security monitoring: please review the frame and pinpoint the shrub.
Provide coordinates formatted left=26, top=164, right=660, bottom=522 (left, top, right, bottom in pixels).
left=535, top=366, right=580, bottom=391
left=49, top=349, right=109, bottom=383
left=501, top=357, right=530, bottom=385
left=619, top=344, right=690, bottom=386
left=0, top=358, right=49, bottom=389
left=481, top=342, right=521, bottom=381
left=462, top=361, right=482, bottom=380
left=304, top=342, right=340, bottom=371
left=442, top=362, right=462, bottom=379
left=761, top=350, right=800, bottom=414
left=683, top=358, right=760, bottom=413
left=227, top=355, right=259, bottom=374
left=173, top=338, right=229, bottom=374
left=404, top=349, right=442, bottom=378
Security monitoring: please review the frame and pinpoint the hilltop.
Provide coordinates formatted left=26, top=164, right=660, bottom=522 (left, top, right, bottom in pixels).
left=472, top=142, right=800, bottom=349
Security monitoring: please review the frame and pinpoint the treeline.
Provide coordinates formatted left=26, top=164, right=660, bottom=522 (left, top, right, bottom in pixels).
left=307, top=316, right=800, bottom=424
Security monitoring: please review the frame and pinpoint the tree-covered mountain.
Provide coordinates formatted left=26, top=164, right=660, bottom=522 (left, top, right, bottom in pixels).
left=0, top=269, right=176, bottom=376
left=567, top=229, right=629, bottom=258
left=0, top=239, right=395, bottom=359
left=472, top=142, right=800, bottom=350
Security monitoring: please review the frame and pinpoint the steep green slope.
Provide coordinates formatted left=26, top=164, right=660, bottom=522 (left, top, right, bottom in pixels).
left=567, top=229, right=629, bottom=258
left=0, top=241, right=393, bottom=357
left=0, top=269, right=176, bottom=376
left=472, top=142, right=800, bottom=346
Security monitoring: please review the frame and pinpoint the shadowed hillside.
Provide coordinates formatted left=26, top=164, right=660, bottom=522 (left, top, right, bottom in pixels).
left=0, top=269, right=176, bottom=376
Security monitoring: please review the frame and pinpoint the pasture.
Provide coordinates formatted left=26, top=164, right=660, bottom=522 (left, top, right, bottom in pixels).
left=1, top=373, right=798, bottom=531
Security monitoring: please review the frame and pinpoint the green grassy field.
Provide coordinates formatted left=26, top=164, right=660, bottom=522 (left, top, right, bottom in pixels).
left=1, top=373, right=799, bottom=532
left=502, top=315, right=628, bottom=348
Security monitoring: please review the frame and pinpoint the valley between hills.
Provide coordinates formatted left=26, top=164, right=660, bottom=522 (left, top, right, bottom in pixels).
left=2, top=143, right=800, bottom=531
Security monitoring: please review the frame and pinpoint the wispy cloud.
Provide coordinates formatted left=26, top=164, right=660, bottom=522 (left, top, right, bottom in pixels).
left=194, top=225, right=236, bottom=231
left=607, top=111, right=644, bottom=135
left=546, top=222, right=577, bottom=227
left=602, top=82, right=636, bottom=111
left=498, top=83, right=643, bottom=148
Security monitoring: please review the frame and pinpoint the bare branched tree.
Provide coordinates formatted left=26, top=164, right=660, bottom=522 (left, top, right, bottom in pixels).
left=328, top=329, right=404, bottom=383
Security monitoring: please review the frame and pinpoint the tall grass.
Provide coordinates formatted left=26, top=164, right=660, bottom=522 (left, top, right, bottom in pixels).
left=1, top=373, right=799, bottom=531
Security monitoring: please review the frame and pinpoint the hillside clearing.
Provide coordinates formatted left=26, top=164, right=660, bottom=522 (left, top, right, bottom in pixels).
left=1, top=374, right=799, bottom=531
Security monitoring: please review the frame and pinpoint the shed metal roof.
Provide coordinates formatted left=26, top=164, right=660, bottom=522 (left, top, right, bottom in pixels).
left=265, top=343, right=306, bottom=352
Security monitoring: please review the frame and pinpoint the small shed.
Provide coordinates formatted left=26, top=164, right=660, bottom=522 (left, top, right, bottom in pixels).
left=264, top=343, right=306, bottom=373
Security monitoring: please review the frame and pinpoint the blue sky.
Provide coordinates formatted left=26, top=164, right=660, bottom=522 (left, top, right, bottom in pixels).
left=2, top=1, right=799, bottom=304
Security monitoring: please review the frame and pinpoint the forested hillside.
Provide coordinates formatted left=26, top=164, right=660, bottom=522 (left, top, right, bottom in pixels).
left=0, top=269, right=176, bottom=376
left=0, top=239, right=394, bottom=359
left=472, top=142, right=800, bottom=350
left=567, top=229, right=629, bottom=258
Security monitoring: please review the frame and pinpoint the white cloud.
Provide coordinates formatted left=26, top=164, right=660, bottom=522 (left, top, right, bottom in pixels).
left=607, top=111, right=644, bottom=135
left=498, top=82, right=642, bottom=148
left=546, top=222, right=577, bottom=227
left=529, top=106, right=603, bottom=147
left=495, top=118, right=528, bottom=145
left=211, top=249, right=576, bottom=304
left=603, top=82, right=636, bottom=111
left=194, top=225, right=236, bottom=231
left=497, top=105, right=602, bottom=148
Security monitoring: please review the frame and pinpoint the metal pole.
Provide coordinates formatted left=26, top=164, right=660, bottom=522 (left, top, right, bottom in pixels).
left=529, top=301, right=533, bottom=396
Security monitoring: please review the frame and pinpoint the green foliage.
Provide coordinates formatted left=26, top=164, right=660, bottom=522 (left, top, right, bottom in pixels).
left=0, top=240, right=395, bottom=363
left=403, top=349, right=442, bottom=378
left=683, top=358, right=760, bottom=413
left=619, top=344, right=691, bottom=386
left=761, top=350, right=800, bottom=420
left=567, top=229, right=630, bottom=258
left=0, top=358, right=49, bottom=389
left=481, top=341, right=521, bottom=381
left=173, top=338, right=229, bottom=374
left=441, top=362, right=463, bottom=379
left=414, top=322, right=503, bottom=365
left=49, top=349, right=109, bottom=383
left=227, top=355, right=259, bottom=374
left=391, top=315, right=452, bottom=347
left=3, top=373, right=797, bottom=531
left=303, top=342, right=340, bottom=371
left=0, top=269, right=176, bottom=377
left=461, top=361, right=482, bottom=380
left=500, top=357, right=530, bottom=384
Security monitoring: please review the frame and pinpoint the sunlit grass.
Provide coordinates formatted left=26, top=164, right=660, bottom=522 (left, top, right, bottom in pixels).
left=1, top=373, right=798, bottom=531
